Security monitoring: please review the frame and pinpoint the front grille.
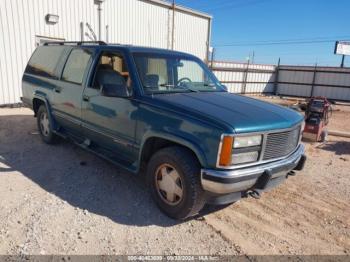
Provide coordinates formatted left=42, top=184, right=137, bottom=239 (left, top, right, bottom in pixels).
left=263, top=126, right=300, bottom=160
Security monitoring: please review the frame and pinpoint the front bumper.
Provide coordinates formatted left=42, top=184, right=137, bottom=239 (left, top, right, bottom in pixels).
left=201, top=144, right=306, bottom=194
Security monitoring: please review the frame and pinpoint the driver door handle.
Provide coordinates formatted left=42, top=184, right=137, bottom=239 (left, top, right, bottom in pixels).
left=82, top=94, right=90, bottom=102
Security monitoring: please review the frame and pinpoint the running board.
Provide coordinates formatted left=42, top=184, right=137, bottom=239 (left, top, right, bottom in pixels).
left=53, top=128, right=137, bottom=173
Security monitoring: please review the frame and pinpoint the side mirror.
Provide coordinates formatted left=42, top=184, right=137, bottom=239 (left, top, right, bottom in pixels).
left=101, top=84, right=130, bottom=98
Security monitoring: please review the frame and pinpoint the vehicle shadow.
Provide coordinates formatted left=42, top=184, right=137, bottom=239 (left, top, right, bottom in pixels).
left=0, top=114, right=208, bottom=227
left=319, top=141, right=350, bottom=155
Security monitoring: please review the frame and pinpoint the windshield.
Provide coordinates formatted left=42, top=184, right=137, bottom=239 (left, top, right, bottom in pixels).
left=133, top=53, right=226, bottom=94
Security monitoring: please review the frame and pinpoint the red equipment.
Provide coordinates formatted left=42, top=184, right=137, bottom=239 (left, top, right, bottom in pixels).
left=302, top=97, right=332, bottom=142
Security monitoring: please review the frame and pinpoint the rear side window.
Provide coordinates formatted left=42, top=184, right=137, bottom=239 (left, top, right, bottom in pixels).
left=25, top=46, right=65, bottom=78
left=62, top=49, right=92, bottom=84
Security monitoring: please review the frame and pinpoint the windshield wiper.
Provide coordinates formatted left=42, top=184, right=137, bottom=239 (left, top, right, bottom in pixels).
left=159, top=84, right=176, bottom=88
left=159, top=84, right=198, bottom=93
left=203, top=82, right=215, bottom=87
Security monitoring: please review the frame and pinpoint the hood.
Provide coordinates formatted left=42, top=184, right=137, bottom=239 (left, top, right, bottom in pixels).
left=151, top=92, right=303, bottom=133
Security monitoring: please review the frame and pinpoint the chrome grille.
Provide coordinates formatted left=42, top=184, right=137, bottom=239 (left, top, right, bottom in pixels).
left=263, top=126, right=300, bottom=160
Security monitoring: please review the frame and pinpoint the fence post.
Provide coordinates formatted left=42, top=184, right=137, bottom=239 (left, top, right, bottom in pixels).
left=273, top=58, right=280, bottom=95
left=210, top=47, right=215, bottom=69
left=242, top=59, right=250, bottom=94
left=310, top=63, right=317, bottom=97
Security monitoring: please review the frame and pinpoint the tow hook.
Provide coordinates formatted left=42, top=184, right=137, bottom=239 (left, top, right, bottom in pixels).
left=248, top=190, right=261, bottom=199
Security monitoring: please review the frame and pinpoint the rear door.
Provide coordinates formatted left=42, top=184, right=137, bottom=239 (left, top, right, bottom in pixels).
left=52, top=47, right=94, bottom=138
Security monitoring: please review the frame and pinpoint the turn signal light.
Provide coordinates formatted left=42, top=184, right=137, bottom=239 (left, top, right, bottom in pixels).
left=219, top=136, right=234, bottom=166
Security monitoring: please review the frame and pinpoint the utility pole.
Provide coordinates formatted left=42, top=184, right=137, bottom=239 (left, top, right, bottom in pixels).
left=95, top=0, right=105, bottom=41
left=210, top=47, right=215, bottom=69
left=341, top=55, right=345, bottom=68
left=242, top=56, right=250, bottom=94
left=273, top=58, right=280, bottom=95
left=171, top=0, right=175, bottom=50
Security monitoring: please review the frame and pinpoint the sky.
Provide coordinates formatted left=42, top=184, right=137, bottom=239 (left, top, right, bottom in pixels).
left=174, top=0, right=350, bottom=66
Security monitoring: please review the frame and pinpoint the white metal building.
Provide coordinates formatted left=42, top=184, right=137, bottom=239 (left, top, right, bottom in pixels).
left=0, top=0, right=212, bottom=105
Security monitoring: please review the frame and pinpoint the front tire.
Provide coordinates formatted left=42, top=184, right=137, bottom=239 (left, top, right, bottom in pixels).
left=147, top=146, right=205, bottom=220
left=37, top=105, right=58, bottom=144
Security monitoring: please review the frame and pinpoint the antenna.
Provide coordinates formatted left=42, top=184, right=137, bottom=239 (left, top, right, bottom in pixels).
left=85, top=32, right=95, bottom=41
left=86, top=22, right=97, bottom=41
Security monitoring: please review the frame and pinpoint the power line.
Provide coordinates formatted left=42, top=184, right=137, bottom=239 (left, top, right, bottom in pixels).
left=217, top=40, right=334, bottom=47
left=182, top=0, right=237, bottom=10
left=216, top=35, right=350, bottom=45
left=180, top=0, right=247, bottom=10
left=177, top=0, right=270, bottom=11
left=205, top=0, right=270, bottom=11
left=215, top=36, right=350, bottom=47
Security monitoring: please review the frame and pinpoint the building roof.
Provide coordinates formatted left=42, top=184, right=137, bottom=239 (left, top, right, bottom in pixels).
left=142, top=0, right=212, bottom=19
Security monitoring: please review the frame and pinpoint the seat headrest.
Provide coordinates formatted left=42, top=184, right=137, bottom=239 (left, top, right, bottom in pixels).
left=96, top=69, right=126, bottom=87
left=99, top=64, right=114, bottom=71
left=144, top=74, right=159, bottom=88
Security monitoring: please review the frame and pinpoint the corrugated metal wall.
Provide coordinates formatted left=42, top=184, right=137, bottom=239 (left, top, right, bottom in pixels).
left=211, top=61, right=276, bottom=94
left=0, top=0, right=211, bottom=105
left=277, top=66, right=350, bottom=101
left=212, top=62, right=350, bottom=102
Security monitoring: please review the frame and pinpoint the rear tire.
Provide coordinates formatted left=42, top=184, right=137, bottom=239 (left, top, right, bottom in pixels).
left=37, top=105, right=59, bottom=144
left=147, top=146, right=206, bottom=220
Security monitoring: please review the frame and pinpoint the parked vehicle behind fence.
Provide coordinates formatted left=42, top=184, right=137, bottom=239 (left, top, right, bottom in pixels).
left=21, top=41, right=306, bottom=219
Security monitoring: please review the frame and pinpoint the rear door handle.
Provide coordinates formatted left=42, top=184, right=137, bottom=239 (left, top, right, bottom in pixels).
left=83, top=95, right=90, bottom=102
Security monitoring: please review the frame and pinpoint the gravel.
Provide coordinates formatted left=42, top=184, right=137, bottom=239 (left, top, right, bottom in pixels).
left=0, top=106, right=349, bottom=255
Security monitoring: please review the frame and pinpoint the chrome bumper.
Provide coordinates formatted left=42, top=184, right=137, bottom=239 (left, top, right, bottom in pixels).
left=201, top=144, right=305, bottom=194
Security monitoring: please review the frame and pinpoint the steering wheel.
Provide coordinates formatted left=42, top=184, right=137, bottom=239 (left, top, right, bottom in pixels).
left=177, top=77, right=192, bottom=85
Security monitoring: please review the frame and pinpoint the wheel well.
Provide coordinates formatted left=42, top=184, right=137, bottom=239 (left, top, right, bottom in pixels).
left=140, top=137, right=200, bottom=170
left=32, top=98, right=45, bottom=117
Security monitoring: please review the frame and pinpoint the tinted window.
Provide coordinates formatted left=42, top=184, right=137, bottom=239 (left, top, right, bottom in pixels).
left=62, top=49, right=92, bottom=84
left=25, top=46, right=65, bottom=78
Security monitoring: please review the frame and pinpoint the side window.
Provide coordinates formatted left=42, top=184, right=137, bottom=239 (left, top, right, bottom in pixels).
left=25, top=46, right=66, bottom=78
left=62, top=49, right=92, bottom=84
left=92, top=52, right=133, bottom=95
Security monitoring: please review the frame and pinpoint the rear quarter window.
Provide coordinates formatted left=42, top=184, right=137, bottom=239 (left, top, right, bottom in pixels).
left=25, top=46, right=66, bottom=78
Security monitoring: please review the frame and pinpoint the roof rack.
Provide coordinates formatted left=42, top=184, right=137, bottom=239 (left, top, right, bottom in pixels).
left=43, top=41, right=107, bottom=46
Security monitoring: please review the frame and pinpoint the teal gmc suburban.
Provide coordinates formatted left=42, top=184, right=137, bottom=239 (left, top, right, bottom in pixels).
left=21, top=41, right=306, bottom=219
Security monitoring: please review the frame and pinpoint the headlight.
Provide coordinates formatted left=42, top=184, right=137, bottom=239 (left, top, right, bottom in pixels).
left=218, top=134, right=262, bottom=167
left=231, top=151, right=259, bottom=165
left=233, top=135, right=262, bottom=148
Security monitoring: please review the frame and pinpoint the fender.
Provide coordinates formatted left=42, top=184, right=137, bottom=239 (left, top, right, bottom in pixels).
left=138, top=130, right=208, bottom=169
left=32, top=92, right=58, bottom=131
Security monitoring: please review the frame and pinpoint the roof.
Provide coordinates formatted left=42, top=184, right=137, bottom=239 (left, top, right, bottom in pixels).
left=107, top=44, right=197, bottom=57
left=42, top=41, right=199, bottom=58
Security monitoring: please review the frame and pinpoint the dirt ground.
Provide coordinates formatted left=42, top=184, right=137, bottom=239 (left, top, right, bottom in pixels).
left=0, top=98, right=349, bottom=256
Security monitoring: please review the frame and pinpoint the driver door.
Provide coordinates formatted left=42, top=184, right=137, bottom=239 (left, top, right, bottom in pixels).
left=81, top=50, right=138, bottom=165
